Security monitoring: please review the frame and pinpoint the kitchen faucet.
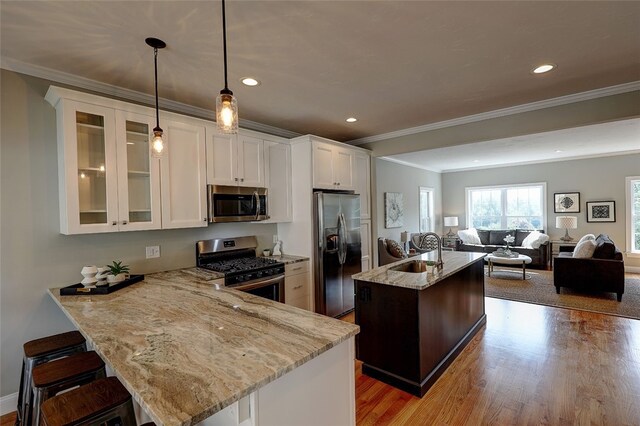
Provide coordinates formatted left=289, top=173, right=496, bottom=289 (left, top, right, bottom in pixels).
left=420, top=232, right=444, bottom=269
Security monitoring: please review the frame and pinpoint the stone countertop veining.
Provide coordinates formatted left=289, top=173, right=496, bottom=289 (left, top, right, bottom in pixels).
left=352, top=251, right=486, bottom=290
left=48, top=269, right=359, bottom=426
left=262, top=254, right=309, bottom=264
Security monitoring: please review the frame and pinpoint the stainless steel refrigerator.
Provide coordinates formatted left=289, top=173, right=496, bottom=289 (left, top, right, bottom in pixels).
left=314, top=191, right=361, bottom=317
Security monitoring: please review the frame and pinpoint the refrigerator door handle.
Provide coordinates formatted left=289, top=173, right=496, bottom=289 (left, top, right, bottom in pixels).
left=317, top=195, right=324, bottom=249
left=338, top=213, right=347, bottom=265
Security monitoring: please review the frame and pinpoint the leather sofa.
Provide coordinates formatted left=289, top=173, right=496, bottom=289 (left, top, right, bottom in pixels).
left=553, top=234, right=625, bottom=301
left=456, top=229, right=549, bottom=269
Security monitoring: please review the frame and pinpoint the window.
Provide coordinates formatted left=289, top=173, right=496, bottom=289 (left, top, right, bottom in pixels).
left=626, top=176, right=640, bottom=255
left=419, top=187, right=434, bottom=232
left=466, top=183, right=546, bottom=230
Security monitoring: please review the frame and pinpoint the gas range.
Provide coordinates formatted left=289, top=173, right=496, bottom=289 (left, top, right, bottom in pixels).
left=196, top=237, right=285, bottom=294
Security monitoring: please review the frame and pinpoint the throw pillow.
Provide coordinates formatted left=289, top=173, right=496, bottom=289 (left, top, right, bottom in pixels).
left=531, top=233, right=549, bottom=249
left=477, top=230, right=491, bottom=245
left=521, top=231, right=541, bottom=249
left=458, top=228, right=481, bottom=245
left=593, top=234, right=616, bottom=259
left=577, top=234, right=596, bottom=246
left=489, top=230, right=514, bottom=245
left=386, top=239, right=407, bottom=259
left=573, top=239, right=596, bottom=258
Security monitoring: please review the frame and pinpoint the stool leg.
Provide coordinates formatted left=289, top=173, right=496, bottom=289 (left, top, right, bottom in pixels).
left=30, top=388, right=43, bottom=426
left=15, top=360, right=25, bottom=426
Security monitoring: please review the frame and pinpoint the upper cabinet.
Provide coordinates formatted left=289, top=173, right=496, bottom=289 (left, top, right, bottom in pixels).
left=264, top=141, right=292, bottom=223
left=353, top=152, right=371, bottom=220
left=312, top=141, right=354, bottom=190
left=207, top=131, right=264, bottom=187
left=45, top=86, right=206, bottom=234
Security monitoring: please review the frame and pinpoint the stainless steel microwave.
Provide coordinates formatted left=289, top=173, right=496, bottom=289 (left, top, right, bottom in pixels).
left=207, top=185, right=268, bottom=223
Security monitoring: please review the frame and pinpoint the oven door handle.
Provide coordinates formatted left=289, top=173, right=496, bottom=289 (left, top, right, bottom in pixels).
left=233, top=275, right=284, bottom=291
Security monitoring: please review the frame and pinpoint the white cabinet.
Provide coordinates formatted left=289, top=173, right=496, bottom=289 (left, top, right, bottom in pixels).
left=207, top=131, right=264, bottom=187
left=312, top=141, right=353, bottom=190
left=285, top=261, right=310, bottom=310
left=264, top=141, right=292, bottom=223
left=46, top=86, right=207, bottom=234
left=160, top=119, right=207, bottom=229
left=360, top=220, right=372, bottom=272
left=353, top=153, right=371, bottom=220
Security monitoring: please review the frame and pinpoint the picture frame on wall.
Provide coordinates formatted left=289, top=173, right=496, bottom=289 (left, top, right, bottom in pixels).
left=554, top=192, right=580, bottom=213
left=384, top=192, right=404, bottom=228
left=586, top=201, right=615, bottom=223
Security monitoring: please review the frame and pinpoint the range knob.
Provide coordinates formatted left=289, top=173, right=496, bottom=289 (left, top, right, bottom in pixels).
left=256, top=271, right=263, bottom=278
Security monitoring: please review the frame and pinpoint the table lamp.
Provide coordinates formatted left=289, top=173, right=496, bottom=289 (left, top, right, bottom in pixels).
left=556, top=216, right=577, bottom=241
left=444, top=217, right=459, bottom=237
left=400, top=231, right=409, bottom=251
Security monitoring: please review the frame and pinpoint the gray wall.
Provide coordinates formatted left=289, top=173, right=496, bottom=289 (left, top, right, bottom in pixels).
left=441, top=153, right=640, bottom=268
left=0, top=70, right=278, bottom=396
left=372, top=158, right=442, bottom=263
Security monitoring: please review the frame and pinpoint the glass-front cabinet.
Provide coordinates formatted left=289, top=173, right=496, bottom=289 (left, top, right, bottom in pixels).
left=51, top=98, right=160, bottom=234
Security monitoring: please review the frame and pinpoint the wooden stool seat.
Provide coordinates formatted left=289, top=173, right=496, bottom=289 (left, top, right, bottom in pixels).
left=17, top=331, right=87, bottom=426
left=40, top=377, right=136, bottom=426
left=30, top=351, right=106, bottom=426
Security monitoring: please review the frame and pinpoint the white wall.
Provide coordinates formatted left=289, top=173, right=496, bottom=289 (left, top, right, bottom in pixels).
left=441, top=153, right=640, bottom=268
left=0, top=70, right=279, bottom=397
left=372, top=158, right=442, bottom=263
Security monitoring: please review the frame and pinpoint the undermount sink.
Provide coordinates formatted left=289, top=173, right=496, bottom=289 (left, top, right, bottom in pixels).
left=389, top=260, right=438, bottom=273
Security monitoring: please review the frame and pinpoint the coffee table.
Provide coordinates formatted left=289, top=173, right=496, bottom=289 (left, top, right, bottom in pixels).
left=485, top=254, right=532, bottom=280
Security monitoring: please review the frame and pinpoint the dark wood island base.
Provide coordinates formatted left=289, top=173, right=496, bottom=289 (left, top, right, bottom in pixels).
left=354, top=253, right=486, bottom=397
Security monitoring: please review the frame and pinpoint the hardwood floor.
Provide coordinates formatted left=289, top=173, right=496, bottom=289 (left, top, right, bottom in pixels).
left=0, top=412, right=15, bottom=426
left=349, top=297, right=640, bottom=425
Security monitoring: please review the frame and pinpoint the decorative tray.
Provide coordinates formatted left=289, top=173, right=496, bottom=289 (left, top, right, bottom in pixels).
left=491, top=250, right=520, bottom=258
left=60, top=275, right=144, bottom=296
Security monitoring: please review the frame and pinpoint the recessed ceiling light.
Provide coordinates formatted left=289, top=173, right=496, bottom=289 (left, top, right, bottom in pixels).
left=241, top=77, right=260, bottom=86
left=532, top=64, right=556, bottom=74
left=473, top=160, right=480, bottom=163
left=346, top=117, right=357, bottom=123
left=555, top=149, right=563, bottom=153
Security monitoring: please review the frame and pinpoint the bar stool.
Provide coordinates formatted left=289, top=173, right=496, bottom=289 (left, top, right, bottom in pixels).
left=40, top=377, right=137, bottom=426
left=29, top=351, right=106, bottom=426
left=16, top=331, right=86, bottom=426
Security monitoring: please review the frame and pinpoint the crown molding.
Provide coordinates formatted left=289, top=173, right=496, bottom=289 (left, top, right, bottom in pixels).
left=1, top=57, right=301, bottom=139
left=349, top=81, right=640, bottom=145
left=378, top=156, right=442, bottom=173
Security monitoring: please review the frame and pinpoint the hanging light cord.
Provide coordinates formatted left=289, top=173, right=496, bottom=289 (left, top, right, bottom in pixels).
left=153, top=47, right=160, bottom=130
left=222, top=0, right=229, bottom=91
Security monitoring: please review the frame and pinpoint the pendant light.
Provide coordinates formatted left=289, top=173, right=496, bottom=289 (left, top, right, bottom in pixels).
left=216, top=0, right=238, bottom=134
left=146, top=37, right=167, bottom=157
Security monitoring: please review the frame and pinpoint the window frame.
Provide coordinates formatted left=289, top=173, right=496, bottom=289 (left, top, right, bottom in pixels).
left=626, top=176, right=640, bottom=257
left=465, top=182, right=547, bottom=230
left=419, top=186, right=434, bottom=233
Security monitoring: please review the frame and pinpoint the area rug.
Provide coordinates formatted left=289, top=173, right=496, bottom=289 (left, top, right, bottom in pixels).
left=484, top=268, right=640, bottom=320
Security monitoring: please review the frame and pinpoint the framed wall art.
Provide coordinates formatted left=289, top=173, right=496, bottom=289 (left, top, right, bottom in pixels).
left=554, top=192, right=580, bottom=213
left=384, top=192, right=404, bottom=228
left=586, top=201, right=615, bottom=223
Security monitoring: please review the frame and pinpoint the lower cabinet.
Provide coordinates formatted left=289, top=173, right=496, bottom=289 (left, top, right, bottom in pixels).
left=284, top=261, right=310, bottom=310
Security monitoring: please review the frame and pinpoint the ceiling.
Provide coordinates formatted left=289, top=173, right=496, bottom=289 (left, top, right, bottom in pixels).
left=1, top=1, right=639, bottom=144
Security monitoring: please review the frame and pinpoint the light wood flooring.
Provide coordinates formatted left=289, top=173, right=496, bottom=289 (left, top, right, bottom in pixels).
left=3, top=298, right=639, bottom=426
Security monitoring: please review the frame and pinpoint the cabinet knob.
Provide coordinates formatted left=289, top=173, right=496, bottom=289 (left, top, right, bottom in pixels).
left=122, top=220, right=128, bottom=225
left=293, top=285, right=303, bottom=290
left=337, top=182, right=341, bottom=186
left=203, top=218, right=207, bottom=222
left=240, top=178, right=244, bottom=182
left=234, top=177, right=238, bottom=181
left=112, top=221, right=117, bottom=226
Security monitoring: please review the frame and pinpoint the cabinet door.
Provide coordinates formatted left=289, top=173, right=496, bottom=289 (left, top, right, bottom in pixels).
left=353, top=153, right=371, bottom=219
left=161, top=119, right=207, bottom=229
left=264, top=141, right=292, bottom=222
left=312, top=142, right=335, bottom=189
left=333, top=148, right=354, bottom=190
left=360, top=220, right=371, bottom=272
left=208, top=132, right=238, bottom=186
left=60, top=100, right=119, bottom=234
left=238, top=135, right=264, bottom=187
left=115, top=111, right=161, bottom=231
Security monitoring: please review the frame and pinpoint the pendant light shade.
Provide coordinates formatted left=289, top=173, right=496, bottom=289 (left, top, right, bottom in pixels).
left=146, top=37, right=166, bottom=157
left=216, top=0, right=238, bottom=134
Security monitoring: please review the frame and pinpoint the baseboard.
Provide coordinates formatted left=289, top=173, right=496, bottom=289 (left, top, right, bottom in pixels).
left=626, top=266, right=640, bottom=273
left=0, top=392, right=17, bottom=416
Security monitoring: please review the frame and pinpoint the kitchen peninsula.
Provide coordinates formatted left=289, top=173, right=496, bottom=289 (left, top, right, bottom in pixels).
left=353, top=251, right=486, bottom=397
left=48, top=269, right=359, bottom=426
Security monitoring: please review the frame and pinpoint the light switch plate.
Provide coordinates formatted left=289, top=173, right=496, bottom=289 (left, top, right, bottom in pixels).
left=146, top=246, right=160, bottom=259
left=273, top=235, right=278, bottom=244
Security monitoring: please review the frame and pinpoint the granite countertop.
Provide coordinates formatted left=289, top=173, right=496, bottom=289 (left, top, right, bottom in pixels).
left=262, top=254, right=309, bottom=264
left=48, top=269, right=358, bottom=426
left=352, top=251, right=486, bottom=290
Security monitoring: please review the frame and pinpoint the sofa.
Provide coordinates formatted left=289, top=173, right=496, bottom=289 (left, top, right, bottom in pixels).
left=554, top=234, right=625, bottom=301
left=378, top=238, right=407, bottom=266
left=457, top=229, right=549, bottom=269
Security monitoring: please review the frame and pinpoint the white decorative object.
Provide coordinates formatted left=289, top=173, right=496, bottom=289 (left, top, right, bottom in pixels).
left=384, top=192, right=404, bottom=229
left=81, top=277, right=98, bottom=286
left=107, top=273, right=127, bottom=283
left=273, top=240, right=282, bottom=256
left=458, top=228, right=481, bottom=245
left=95, top=267, right=109, bottom=282
left=556, top=216, right=578, bottom=241
left=573, top=239, right=597, bottom=258
left=577, top=234, right=596, bottom=246
left=262, top=249, right=271, bottom=257
left=80, top=265, right=98, bottom=287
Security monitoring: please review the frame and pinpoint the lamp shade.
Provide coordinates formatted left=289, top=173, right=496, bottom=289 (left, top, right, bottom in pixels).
left=555, top=216, right=577, bottom=229
left=400, top=231, right=409, bottom=243
left=444, top=217, right=459, bottom=227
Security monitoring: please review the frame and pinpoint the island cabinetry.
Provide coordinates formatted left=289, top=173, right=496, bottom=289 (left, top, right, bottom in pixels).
left=207, top=131, right=264, bottom=187
left=285, top=261, right=310, bottom=310
left=312, top=140, right=353, bottom=190
left=355, top=255, right=486, bottom=396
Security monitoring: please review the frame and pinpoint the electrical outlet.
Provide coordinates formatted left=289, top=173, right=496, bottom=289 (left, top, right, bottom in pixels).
left=146, top=246, right=160, bottom=259
left=272, top=235, right=278, bottom=244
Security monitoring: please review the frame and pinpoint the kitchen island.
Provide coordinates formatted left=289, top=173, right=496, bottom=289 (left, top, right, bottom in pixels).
left=352, top=251, right=486, bottom=397
left=48, top=268, right=359, bottom=426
